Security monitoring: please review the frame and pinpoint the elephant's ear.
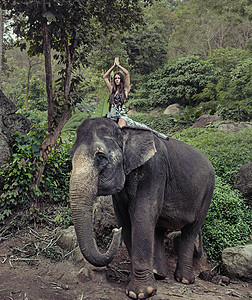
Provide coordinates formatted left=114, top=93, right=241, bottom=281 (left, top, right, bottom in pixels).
left=123, top=128, right=157, bottom=175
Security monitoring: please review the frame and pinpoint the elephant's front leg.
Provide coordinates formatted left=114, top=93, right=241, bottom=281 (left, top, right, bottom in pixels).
left=126, top=210, right=157, bottom=299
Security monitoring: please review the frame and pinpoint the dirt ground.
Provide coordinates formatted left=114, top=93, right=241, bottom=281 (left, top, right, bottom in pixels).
left=0, top=226, right=251, bottom=300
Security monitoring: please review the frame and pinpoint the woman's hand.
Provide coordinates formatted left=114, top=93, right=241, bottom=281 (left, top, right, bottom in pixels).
left=114, top=57, right=119, bottom=66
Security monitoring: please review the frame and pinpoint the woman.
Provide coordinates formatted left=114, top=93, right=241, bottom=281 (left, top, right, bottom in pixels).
left=103, top=58, right=168, bottom=139
left=103, top=57, right=130, bottom=128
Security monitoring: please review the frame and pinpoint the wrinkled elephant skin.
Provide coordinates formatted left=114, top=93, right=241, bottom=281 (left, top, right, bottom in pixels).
left=69, top=118, right=215, bottom=299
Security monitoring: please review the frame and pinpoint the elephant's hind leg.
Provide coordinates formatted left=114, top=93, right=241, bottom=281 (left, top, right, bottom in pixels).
left=153, top=227, right=168, bottom=280
left=174, top=223, right=198, bottom=284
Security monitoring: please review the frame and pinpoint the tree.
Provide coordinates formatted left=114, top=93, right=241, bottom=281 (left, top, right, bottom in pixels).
left=0, top=9, right=3, bottom=88
left=0, top=0, right=150, bottom=189
left=123, top=0, right=171, bottom=75
left=167, top=0, right=252, bottom=57
left=2, top=47, right=46, bottom=110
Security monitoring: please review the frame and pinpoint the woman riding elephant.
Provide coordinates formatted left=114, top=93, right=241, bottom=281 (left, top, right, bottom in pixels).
left=103, top=58, right=168, bottom=139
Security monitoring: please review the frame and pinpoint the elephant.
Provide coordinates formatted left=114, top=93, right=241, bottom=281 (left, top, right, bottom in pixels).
left=69, top=117, right=215, bottom=299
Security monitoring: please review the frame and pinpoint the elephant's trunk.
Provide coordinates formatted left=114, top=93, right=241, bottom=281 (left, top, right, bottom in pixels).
left=69, top=153, right=121, bottom=267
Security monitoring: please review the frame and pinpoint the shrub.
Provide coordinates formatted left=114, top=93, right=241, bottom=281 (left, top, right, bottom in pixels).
left=195, top=51, right=252, bottom=121
left=41, top=135, right=72, bottom=205
left=0, top=125, right=73, bottom=223
left=130, top=56, right=219, bottom=109
left=205, top=47, right=250, bottom=75
left=62, top=111, right=90, bottom=136
left=216, top=99, right=252, bottom=122
left=0, top=125, right=46, bottom=223
left=130, top=106, right=204, bottom=135
left=202, top=176, right=252, bottom=261
left=130, top=113, right=177, bottom=134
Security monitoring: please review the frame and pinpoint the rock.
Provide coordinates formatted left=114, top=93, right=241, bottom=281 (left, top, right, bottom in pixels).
left=217, top=121, right=251, bottom=133
left=57, top=196, right=117, bottom=261
left=163, top=104, right=180, bottom=115
left=149, top=109, right=161, bottom=115
left=57, top=226, right=108, bottom=283
left=77, top=267, right=90, bottom=282
left=127, top=105, right=141, bottom=116
left=191, top=114, right=221, bottom=129
left=56, top=226, right=84, bottom=263
left=56, top=226, right=78, bottom=251
left=234, top=163, right=252, bottom=203
left=222, top=245, right=252, bottom=279
left=77, top=265, right=107, bottom=283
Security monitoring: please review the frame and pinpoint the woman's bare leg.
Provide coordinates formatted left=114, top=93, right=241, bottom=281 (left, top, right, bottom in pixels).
left=118, top=118, right=127, bottom=128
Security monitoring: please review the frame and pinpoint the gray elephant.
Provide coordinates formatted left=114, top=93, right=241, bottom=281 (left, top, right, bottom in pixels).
left=69, top=117, right=215, bottom=299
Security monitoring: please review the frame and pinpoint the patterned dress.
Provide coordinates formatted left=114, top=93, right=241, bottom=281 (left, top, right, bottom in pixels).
left=107, top=93, right=168, bottom=140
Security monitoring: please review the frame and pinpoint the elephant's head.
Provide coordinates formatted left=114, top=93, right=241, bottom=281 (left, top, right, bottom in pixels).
left=69, top=118, right=156, bottom=267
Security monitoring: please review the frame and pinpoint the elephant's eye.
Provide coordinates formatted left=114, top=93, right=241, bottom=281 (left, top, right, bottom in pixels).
left=94, top=152, right=109, bottom=172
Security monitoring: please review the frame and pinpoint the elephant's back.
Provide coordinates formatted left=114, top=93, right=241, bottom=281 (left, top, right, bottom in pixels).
left=163, top=137, right=214, bottom=171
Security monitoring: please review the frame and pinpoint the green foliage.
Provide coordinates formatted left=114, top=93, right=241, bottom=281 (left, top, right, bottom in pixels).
left=202, top=176, right=252, bottom=261
left=215, top=55, right=251, bottom=104
left=130, top=106, right=203, bottom=134
left=41, top=137, right=72, bottom=206
left=2, top=48, right=46, bottom=110
left=131, top=56, right=219, bottom=109
left=167, top=0, right=252, bottom=57
left=194, top=48, right=252, bottom=121
left=19, top=109, right=48, bottom=125
left=216, top=99, right=252, bottom=122
left=0, top=126, right=73, bottom=224
left=87, top=32, right=130, bottom=74
left=130, top=113, right=177, bottom=134
left=205, top=47, right=250, bottom=75
left=173, top=106, right=203, bottom=126
left=0, top=125, right=46, bottom=223
left=173, top=127, right=252, bottom=184
left=91, top=92, right=110, bottom=119
left=123, top=0, right=169, bottom=75
left=62, top=111, right=90, bottom=136
left=27, top=76, right=47, bottom=111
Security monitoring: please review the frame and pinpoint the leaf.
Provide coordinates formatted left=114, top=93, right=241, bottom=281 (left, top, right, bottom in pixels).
left=91, top=92, right=110, bottom=118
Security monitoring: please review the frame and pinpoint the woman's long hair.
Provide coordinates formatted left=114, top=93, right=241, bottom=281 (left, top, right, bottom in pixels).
left=109, top=72, right=126, bottom=106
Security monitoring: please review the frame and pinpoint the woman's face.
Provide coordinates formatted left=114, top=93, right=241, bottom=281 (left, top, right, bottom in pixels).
left=114, top=75, right=121, bottom=86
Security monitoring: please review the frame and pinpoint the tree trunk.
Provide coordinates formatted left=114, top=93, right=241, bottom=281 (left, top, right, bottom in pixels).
left=42, top=1, right=55, bottom=133
left=0, top=9, right=3, bottom=89
left=33, top=2, right=71, bottom=190
left=25, top=58, right=32, bottom=113
left=33, top=2, right=75, bottom=190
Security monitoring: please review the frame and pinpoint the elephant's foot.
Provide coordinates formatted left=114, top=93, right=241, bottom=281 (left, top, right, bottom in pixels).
left=153, top=251, right=168, bottom=280
left=174, top=267, right=195, bottom=284
left=153, top=268, right=167, bottom=280
left=153, top=227, right=167, bottom=281
left=126, top=278, right=157, bottom=299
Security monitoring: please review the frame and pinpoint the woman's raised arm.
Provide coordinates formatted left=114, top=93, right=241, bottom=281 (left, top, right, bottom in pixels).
left=103, top=62, right=116, bottom=93
left=117, top=64, right=130, bottom=97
